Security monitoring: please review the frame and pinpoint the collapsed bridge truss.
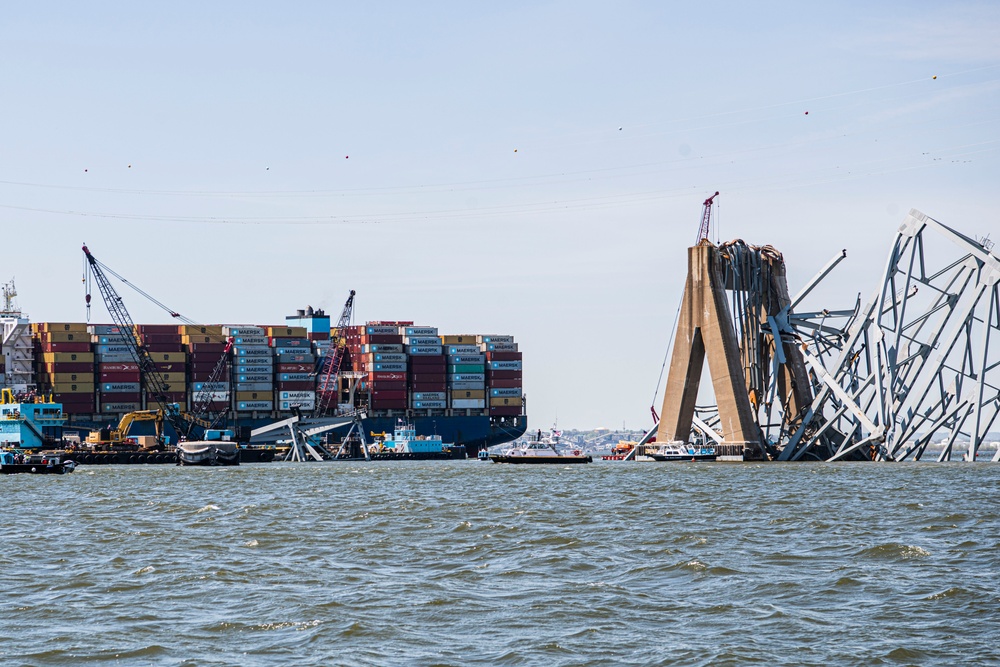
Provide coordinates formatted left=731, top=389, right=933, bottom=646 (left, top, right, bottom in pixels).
left=670, top=209, right=1000, bottom=462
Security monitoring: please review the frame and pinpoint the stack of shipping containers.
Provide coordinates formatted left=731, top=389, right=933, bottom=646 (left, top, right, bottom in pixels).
left=181, top=325, right=230, bottom=415
left=362, top=323, right=407, bottom=413
left=135, top=324, right=187, bottom=410
left=32, top=323, right=95, bottom=415
left=443, top=335, right=486, bottom=414
left=403, top=326, right=445, bottom=412
left=227, top=326, right=273, bottom=415
left=90, top=324, right=140, bottom=415
left=483, top=335, right=523, bottom=417
left=268, top=325, right=314, bottom=412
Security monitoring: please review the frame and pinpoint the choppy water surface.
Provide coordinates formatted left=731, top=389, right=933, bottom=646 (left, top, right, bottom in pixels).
left=2, top=461, right=998, bottom=666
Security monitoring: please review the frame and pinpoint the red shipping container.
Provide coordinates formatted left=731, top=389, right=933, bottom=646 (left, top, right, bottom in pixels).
left=409, top=382, right=447, bottom=392
left=99, top=392, right=142, bottom=403
left=367, top=371, right=406, bottom=382
left=142, top=333, right=182, bottom=345
left=308, top=332, right=330, bottom=340
left=99, top=362, right=140, bottom=372
left=186, top=342, right=227, bottom=353
left=41, top=341, right=91, bottom=353
left=409, top=355, right=445, bottom=364
left=62, top=403, right=95, bottom=414
left=189, top=360, right=224, bottom=372
left=277, top=381, right=314, bottom=391
left=370, top=389, right=406, bottom=400
left=487, top=378, right=522, bottom=389
left=486, top=351, right=522, bottom=361
left=136, top=324, right=179, bottom=334
left=99, top=371, right=141, bottom=382
left=162, top=392, right=187, bottom=403
left=369, top=380, right=406, bottom=391
left=143, top=343, right=184, bottom=353
left=360, top=334, right=403, bottom=344
left=487, top=370, right=522, bottom=380
left=410, top=373, right=446, bottom=384
left=45, top=362, right=94, bottom=373
left=489, top=406, right=522, bottom=416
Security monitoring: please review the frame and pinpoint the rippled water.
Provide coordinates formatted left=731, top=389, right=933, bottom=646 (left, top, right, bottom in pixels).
left=3, top=461, right=998, bottom=666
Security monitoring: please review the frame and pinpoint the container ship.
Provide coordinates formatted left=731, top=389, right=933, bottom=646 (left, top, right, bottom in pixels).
left=0, top=287, right=526, bottom=457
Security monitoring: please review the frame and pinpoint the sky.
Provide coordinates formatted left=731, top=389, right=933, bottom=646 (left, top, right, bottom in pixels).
left=1, top=2, right=998, bottom=430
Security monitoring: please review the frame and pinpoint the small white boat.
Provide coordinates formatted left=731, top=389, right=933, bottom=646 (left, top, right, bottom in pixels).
left=645, top=441, right=716, bottom=462
left=490, top=429, right=591, bottom=464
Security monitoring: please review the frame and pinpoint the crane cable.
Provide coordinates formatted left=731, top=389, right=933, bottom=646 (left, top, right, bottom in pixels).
left=651, top=294, right=683, bottom=424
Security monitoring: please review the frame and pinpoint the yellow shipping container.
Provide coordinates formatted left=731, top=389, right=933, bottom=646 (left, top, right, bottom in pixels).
left=47, top=372, right=96, bottom=384
left=157, top=373, right=186, bottom=384
left=236, top=391, right=272, bottom=402
left=181, top=334, right=226, bottom=345
left=178, top=325, right=223, bottom=337
left=441, top=334, right=479, bottom=345
left=266, top=326, right=307, bottom=338
left=451, top=390, right=485, bottom=399
left=490, top=397, right=523, bottom=407
left=50, top=382, right=95, bottom=394
left=36, top=331, right=90, bottom=343
left=149, top=352, right=186, bottom=362
left=42, top=352, right=95, bottom=363
left=40, top=322, right=89, bottom=333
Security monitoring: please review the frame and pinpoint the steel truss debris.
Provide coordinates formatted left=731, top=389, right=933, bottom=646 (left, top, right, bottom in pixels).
left=696, top=209, right=1000, bottom=462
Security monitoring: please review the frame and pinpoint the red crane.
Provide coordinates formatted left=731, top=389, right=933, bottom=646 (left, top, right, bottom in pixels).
left=315, top=290, right=356, bottom=416
left=694, top=191, right=720, bottom=244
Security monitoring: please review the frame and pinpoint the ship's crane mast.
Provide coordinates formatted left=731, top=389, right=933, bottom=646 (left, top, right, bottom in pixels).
left=83, top=244, right=188, bottom=443
left=315, top=290, right=356, bottom=417
left=694, top=191, right=720, bottom=244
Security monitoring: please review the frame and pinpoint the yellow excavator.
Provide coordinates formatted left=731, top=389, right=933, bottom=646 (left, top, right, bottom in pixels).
left=85, top=409, right=169, bottom=451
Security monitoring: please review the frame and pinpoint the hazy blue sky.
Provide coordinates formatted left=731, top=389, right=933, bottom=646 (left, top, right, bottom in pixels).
left=2, top=2, right=998, bottom=429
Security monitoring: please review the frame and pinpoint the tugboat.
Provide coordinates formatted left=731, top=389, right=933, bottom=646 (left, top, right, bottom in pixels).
left=0, top=450, right=77, bottom=474
left=490, top=428, right=592, bottom=464
left=370, top=420, right=467, bottom=460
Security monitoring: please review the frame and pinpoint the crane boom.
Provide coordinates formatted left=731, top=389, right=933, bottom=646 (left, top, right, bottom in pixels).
left=315, top=290, right=356, bottom=416
left=82, top=244, right=187, bottom=442
left=695, top=191, right=720, bottom=244
left=185, top=336, right=234, bottom=435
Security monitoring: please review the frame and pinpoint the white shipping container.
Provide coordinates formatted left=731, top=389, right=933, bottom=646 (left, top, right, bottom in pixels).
left=279, top=390, right=315, bottom=401
left=485, top=342, right=518, bottom=352
left=448, top=354, right=485, bottom=364
left=404, top=336, right=441, bottom=346
left=406, top=345, right=443, bottom=355
left=490, top=360, right=523, bottom=371
left=280, top=399, right=315, bottom=411
left=372, top=353, right=407, bottom=362
left=403, top=326, right=438, bottom=337
left=478, top=335, right=515, bottom=344
left=234, top=336, right=269, bottom=346
left=361, top=344, right=404, bottom=353
left=412, top=400, right=446, bottom=409
left=224, top=326, right=267, bottom=336
left=447, top=345, right=480, bottom=355
left=192, top=390, right=230, bottom=401
left=238, top=401, right=273, bottom=411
